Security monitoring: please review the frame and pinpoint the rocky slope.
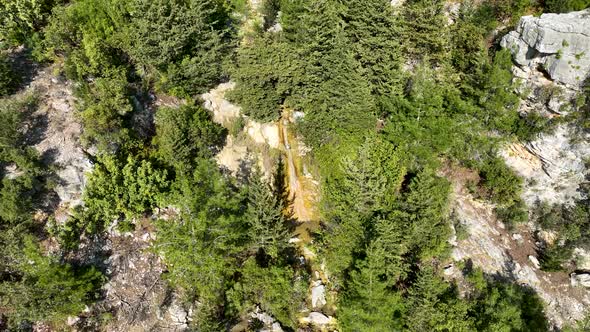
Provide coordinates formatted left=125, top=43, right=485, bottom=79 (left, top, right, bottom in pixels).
left=445, top=166, right=589, bottom=328
left=447, top=9, right=590, bottom=329
left=501, top=9, right=590, bottom=206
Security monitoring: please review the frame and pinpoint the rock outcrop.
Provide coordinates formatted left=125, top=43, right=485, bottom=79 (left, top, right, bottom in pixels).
left=443, top=167, right=590, bottom=329
left=311, top=280, right=327, bottom=309
left=500, top=10, right=590, bottom=207
left=501, top=10, right=590, bottom=88
left=500, top=126, right=590, bottom=206
left=202, top=82, right=280, bottom=179
left=27, top=68, right=92, bottom=210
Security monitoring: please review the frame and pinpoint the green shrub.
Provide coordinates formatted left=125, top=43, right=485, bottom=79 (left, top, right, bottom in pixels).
left=153, top=104, right=226, bottom=169
left=83, top=154, right=170, bottom=226
left=0, top=236, right=104, bottom=327
left=545, top=0, right=590, bottom=13
left=478, top=157, right=522, bottom=205
left=0, top=0, right=63, bottom=47
left=226, top=257, right=305, bottom=328
left=75, top=70, right=133, bottom=150
left=0, top=54, right=16, bottom=96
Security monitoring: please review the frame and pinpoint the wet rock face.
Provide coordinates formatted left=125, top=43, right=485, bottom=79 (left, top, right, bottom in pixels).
left=501, top=10, right=590, bottom=88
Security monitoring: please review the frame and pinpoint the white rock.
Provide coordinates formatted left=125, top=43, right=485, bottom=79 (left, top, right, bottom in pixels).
left=271, top=322, right=284, bottom=332
left=443, top=264, right=455, bottom=276
left=571, top=273, right=590, bottom=288
left=529, top=255, right=541, bottom=269
left=501, top=10, right=590, bottom=87
left=501, top=125, right=590, bottom=206
left=66, top=316, right=80, bottom=326
left=201, top=82, right=241, bottom=125
left=390, top=0, right=405, bottom=7
left=311, top=283, right=327, bottom=309
left=302, top=312, right=331, bottom=327
left=574, top=248, right=590, bottom=270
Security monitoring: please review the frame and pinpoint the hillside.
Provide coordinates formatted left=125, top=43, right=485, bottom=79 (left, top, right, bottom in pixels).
left=1, top=0, right=590, bottom=331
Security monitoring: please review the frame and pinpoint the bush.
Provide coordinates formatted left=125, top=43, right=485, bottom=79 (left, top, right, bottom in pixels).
left=0, top=236, right=104, bottom=327
left=75, top=70, right=133, bottom=150
left=478, top=157, right=522, bottom=205
left=545, top=0, right=590, bottom=13
left=153, top=104, right=226, bottom=169
left=83, top=154, right=170, bottom=226
left=0, top=54, right=16, bottom=96
left=0, top=0, right=63, bottom=47
left=226, top=257, right=305, bottom=328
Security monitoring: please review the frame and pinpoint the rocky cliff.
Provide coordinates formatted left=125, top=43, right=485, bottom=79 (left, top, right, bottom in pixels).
left=501, top=10, right=590, bottom=89
left=501, top=10, right=590, bottom=206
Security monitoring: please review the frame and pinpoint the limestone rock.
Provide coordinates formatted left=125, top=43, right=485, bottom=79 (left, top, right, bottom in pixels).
left=501, top=10, right=590, bottom=88
left=447, top=169, right=589, bottom=329
left=311, top=281, right=327, bottom=309
left=501, top=125, right=590, bottom=206
left=202, top=82, right=241, bottom=126
left=301, top=312, right=331, bottom=328
left=28, top=67, right=92, bottom=209
left=390, top=0, right=405, bottom=7
left=529, top=255, right=541, bottom=269
left=250, top=309, right=284, bottom=332
left=245, top=121, right=280, bottom=149
left=571, top=273, right=590, bottom=288
left=574, top=248, right=590, bottom=270
left=167, top=300, right=188, bottom=329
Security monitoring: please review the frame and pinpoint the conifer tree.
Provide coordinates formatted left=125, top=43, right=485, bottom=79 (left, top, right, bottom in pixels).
left=400, top=0, right=450, bottom=66
left=341, top=0, right=405, bottom=96
left=245, top=167, right=292, bottom=260
left=282, top=0, right=376, bottom=147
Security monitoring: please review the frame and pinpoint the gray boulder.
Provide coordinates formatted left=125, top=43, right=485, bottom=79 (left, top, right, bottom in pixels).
left=501, top=10, right=590, bottom=88
left=571, top=273, right=590, bottom=288
left=311, top=280, right=327, bottom=309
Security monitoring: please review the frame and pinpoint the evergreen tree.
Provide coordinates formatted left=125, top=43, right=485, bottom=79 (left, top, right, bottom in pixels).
left=339, top=244, right=406, bottom=331
left=0, top=54, right=16, bottom=97
left=394, top=170, right=451, bottom=260
left=0, top=237, right=103, bottom=327
left=126, top=0, right=231, bottom=95
left=341, top=0, right=405, bottom=96
left=229, top=34, right=285, bottom=122
left=406, top=266, right=474, bottom=331
left=245, top=167, right=292, bottom=260
left=400, top=0, right=450, bottom=66
left=324, top=137, right=405, bottom=275
left=282, top=0, right=376, bottom=147
left=0, top=0, right=63, bottom=46
left=153, top=104, right=226, bottom=169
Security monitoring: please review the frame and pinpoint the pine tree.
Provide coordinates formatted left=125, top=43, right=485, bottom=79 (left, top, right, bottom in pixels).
left=341, top=0, right=405, bottom=96
left=400, top=0, right=450, bottom=66
left=395, top=170, right=451, bottom=260
left=229, top=34, right=285, bottom=122
left=339, top=244, right=406, bottom=331
left=245, top=168, right=292, bottom=260
left=126, top=0, right=231, bottom=95
left=0, top=237, right=103, bottom=327
left=282, top=0, right=376, bottom=147
left=324, top=137, right=405, bottom=275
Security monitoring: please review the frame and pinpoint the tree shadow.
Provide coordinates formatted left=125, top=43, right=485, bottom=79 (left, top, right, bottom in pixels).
left=23, top=113, right=49, bottom=146
left=7, top=47, right=40, bottom=92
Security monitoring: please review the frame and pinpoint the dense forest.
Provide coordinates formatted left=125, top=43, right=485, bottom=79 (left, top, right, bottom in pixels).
left=1, top=0, right=590, bottom=331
